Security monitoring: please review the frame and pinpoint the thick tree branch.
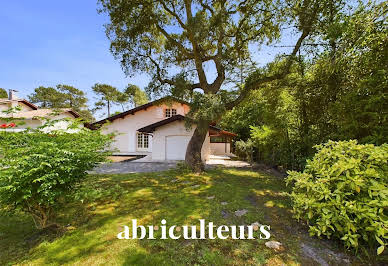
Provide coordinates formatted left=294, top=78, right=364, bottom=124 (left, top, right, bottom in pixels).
left=135, top=48, right=203, bottom=91
left=183, top=0, right=209, bottom=90
left=190, top=83, right=202, bottom=90
left=225, top=30, right=309, bottom=110
left=209, top=4, right=226, bottom=93
left=155, top=24, right=193, bottom=58
left=198, top=0, right=214, bottom=15
left=148, top=56, right=175, bottom=86
left=159, top=1, right=187, bottom=30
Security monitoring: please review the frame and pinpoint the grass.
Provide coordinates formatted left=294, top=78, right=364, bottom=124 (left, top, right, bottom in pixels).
left=0, top=167, right=375, bottom=265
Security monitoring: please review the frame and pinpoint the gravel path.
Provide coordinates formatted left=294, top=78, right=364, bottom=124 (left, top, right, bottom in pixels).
left=91, top=155, right=250, bottom=174
left=206, top=155, right=251, bottom=168
left=90, top=161, right=179, bottom=174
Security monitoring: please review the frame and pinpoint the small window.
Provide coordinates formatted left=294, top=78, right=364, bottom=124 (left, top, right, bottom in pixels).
left=137, top=133, right=149, bottom=149
left=210, top=136, right=227, bottom=143
left=165, top=108, right=177, bottom=118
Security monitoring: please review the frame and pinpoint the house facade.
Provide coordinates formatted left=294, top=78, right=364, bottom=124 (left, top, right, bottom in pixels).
left=91, top=97, right=235, bottom=161
left=0, top=90, right=80, bottom=131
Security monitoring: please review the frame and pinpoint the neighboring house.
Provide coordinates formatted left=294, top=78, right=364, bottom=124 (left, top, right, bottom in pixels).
left=91, top=96, right=236, bottom=161
left=0, top=90, right=80, bottom=131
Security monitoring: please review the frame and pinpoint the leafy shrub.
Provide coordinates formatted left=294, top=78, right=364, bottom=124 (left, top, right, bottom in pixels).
left=0, top=121, right=112, bottom=229
left=286, top=140, right=388, bottom=255
left=235, top=139, right=254, bottom=162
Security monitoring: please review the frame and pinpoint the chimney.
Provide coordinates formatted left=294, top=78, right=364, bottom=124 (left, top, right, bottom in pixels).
left=9, top=89, right=18, bottom=100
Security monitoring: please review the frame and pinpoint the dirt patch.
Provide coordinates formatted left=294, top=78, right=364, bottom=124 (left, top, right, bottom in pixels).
left=24, top=224, right=64, bottom=246
left=245, top=192, right=357, bottom=265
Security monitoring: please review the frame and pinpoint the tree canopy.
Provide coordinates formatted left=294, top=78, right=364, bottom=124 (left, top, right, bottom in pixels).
left=28, top=86, right=65, bottom=108
left=125, top=84, right=149, bottom=107
left=221, top=1, right=387, bottom=170
left=57, top=84, right=87, bottom=109
left=92, top=83, right=122, bottom=117
left=0, top=88, right=7, bottom=98
left=28, top=86, right=94, bottom=122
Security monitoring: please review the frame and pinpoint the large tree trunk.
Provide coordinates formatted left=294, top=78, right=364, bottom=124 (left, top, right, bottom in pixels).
left=185, top=121, right=209, bottom=173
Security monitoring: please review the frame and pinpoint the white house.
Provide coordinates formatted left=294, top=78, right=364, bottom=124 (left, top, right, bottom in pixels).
left=0, top=90, right=80, bottom=131
left=90, top=96, right=236, bottom=161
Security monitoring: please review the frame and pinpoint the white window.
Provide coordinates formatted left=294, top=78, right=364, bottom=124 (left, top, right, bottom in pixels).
left=137, top=133, right=149, bottom=149
left=165, top=108, right=177, bottom=118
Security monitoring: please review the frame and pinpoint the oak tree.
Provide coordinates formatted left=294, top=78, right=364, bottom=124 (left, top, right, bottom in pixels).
left=99, top=0, right=333, bottom=171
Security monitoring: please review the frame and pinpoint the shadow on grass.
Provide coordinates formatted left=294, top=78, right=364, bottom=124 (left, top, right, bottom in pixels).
left=1, top=167, right=379, bottom=265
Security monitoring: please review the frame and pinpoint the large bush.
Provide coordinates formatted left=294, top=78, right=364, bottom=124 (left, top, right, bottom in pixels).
left=234, top=139, right=254, bottom=162
left=0, top=121, right=112, bottom=229
left=286, top=140, right=388, bottom=255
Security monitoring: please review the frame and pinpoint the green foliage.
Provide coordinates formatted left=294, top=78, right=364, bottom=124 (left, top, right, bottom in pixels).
left=0, top=121, right=112, bottom=229
left=234, top=139, right=254, bottom=162
left=99, top=0, right=337, bottom=169
left=0, top=88, right=7, bottom=98
left=286, top=140, right=388, bottom=254
left=250, top=125, right=274, bottom=144
left=222, top=83, right=308, bottom=169
left=124, top=84, right=149, bottom=107
left=56, top=84, right=87, bottom=110
left=221, top=2, right=387, bottom=170
left=29, top=86, right=65, bottom=108
left=92, top=83, right=123, bottom=117
left=99, top=0, right=286, bottom=90
left=188, top=93, right=227, bottom=123
left=220, top=90, right=266, bottom=140
left=1, top=168, right=331, bottom=265
left=28, top=85, right=94, bottom=122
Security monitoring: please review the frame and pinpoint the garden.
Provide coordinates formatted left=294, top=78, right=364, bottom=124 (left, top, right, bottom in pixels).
left=0, top=121, right=386, bottom=265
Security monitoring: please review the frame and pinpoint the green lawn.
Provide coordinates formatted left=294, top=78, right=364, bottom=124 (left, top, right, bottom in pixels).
left=0, top=167, right=365, bottom=265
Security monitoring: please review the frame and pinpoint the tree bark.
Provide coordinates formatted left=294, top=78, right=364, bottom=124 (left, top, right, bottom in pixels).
left=185, top=121, right=209, bottom=173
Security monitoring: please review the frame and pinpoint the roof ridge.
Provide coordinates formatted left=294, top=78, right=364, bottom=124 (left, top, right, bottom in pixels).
left=91, top=95, right=189, bottom=125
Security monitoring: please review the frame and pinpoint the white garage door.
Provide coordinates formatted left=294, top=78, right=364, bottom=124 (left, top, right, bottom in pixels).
left=166, top=136, right=191, bottom=160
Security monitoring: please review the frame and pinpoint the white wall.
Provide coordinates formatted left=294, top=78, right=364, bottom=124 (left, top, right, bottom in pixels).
left=0, top=101, right=35, bottom=112
left=152, top=120, right=210, bottom=161
left=0, top=112, right=79, bottom=131
left=0, top=102, right=11, bottom=112
left=210, top=142, right=231, bottom=155
left=0, top=120, right=42, bottom=130
left=102, top=102, right=189, bottom=154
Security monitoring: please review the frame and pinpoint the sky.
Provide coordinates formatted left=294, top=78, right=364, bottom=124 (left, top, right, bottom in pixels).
left=0, top=1, right=294, bottom=119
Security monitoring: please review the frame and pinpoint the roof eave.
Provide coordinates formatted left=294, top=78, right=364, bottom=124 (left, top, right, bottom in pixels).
left=91, top=96, right=189, bottom=126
